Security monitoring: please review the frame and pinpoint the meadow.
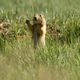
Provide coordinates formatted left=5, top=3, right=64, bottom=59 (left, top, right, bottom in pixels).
left=0, top=0, right=80, bottom=80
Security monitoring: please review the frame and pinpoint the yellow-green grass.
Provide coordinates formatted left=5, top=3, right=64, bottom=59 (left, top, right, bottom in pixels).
left=0, top=0, right=80, bottom=80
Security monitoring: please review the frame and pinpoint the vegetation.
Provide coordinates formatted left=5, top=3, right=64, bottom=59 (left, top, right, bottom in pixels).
left=0, top=0, right=80, bottom=80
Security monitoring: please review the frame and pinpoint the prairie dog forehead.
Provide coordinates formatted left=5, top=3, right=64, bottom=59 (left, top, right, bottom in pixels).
left=34, top=14, right=44, bottom=19
left=34, top=14, right=39, bottom=18
left=33, top=14, right=40, bottom=24
left=33, top=14, right=40, bottom=21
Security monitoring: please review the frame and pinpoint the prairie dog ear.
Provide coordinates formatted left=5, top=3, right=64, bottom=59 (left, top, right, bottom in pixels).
left=39, top=14, right=45, bottom=18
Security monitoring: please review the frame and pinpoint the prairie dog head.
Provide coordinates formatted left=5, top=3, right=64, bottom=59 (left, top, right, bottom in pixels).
left=33, top=14, right=46, bottom=26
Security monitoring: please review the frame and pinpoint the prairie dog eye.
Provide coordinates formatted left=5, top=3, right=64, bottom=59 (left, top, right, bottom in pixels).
left=34, top=17, right=37, bottom=21
left=26, top=20, right=29, bottom=23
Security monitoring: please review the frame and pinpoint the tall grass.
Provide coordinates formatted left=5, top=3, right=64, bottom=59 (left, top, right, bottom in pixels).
left=0, top=0, right=80, bottom=80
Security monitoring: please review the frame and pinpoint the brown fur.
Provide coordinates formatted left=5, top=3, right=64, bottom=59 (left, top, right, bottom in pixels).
left=0, top=21, right=10, bottom=35
left=26, top=14, right=46, bottom=49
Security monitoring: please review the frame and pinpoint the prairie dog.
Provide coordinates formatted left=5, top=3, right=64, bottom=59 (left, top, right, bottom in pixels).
left=26, top=14, right=46, bottom=49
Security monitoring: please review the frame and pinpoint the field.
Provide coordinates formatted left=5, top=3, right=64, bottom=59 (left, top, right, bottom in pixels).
left=0, top=0, right=80, bottom=80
